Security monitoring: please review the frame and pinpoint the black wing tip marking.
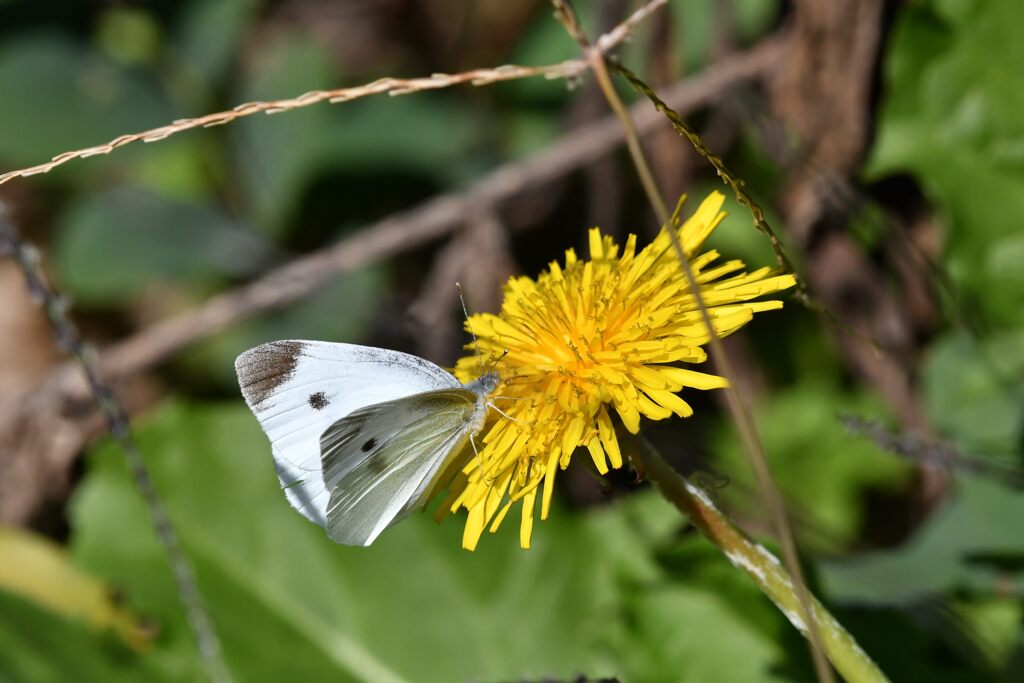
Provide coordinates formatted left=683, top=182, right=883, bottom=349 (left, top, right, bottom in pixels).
left=235, top=340, right=308, bottom=409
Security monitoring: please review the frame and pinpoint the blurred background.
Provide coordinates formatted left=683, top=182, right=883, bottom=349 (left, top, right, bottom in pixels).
left=0, top=0, right=1021, bottom=681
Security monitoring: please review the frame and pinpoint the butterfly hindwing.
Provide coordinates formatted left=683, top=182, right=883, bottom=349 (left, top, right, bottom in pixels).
left=234, top=340, right=460, bottom=526
left=319, top=389, right=479, bottom=545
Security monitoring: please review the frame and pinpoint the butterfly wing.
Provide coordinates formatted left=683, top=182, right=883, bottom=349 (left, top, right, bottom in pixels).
left=320, top=389, right=478, bottom=545
left=234, top=340, right=460, bottom=526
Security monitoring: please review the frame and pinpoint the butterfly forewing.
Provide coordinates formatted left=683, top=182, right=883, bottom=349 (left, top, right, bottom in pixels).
left=234, top=340, right=460, bottom=526
left=319, top=389, right=479, bottom=545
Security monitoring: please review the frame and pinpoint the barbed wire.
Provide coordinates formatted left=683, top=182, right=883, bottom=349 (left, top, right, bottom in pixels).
left=0, top=207, right=233, bottom=683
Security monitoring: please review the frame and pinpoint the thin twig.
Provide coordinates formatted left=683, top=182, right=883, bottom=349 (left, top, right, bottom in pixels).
left=607, top=61, right=848, bottom=681
left=547, top=2, right=835, bottom=681
left=0, top=0, right=666, bottom=189
left=611, top=61, right=892, bottom=360
left=613, top=62, right=796, bottom=272
left=629, top=436, right=890, bottom=683
left=0, top=207, right=232, bottom=683
left=28, top=38, right=784, bottom=406
left=840, top=414, right=1024, bottom=489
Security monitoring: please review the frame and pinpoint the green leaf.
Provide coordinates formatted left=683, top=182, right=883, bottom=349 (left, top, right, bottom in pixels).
left=0, top=32, right=172, bottom=170
left=665, top=0, right=780, bottom=72
left=69, top=402, right=618, bottom=682
left=836, top=606, right=1005, bottom=683
left=612, top=538, right=795, bottom=683
left=229, top=32, right=337, bottom=234
left=712, top=382, right=912, bottom=552
left=820, top=474, right=1024, bottom=604
left=52, top=186, right=276, bottom=306
left=946, top=596, right=1023, bottom=673
left=500, top=3, right=584, bottom=105
left=230, top=32, right=480, bottom=236
left=175, top=0, right=258, bottom=85
left=697, top=178, right=785, bottom=269
left=0, top=591, right=165, bottom=683
left=119, top=136, right=217, bottom=201
left=94, top=7, right=162, bottom=67
left=866, top=0, right=1024, bottom=325
left=62, top=400, right=822, bottom=682
left=923, top=328, right=1024, bottom=458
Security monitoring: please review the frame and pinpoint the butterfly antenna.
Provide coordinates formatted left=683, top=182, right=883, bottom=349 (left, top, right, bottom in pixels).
left=485, top=348, right=509, bottom=375
left=456, top=282, right=485, bottom=376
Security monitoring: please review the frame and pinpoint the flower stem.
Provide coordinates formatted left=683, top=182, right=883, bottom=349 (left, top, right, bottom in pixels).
left=629, top=437, right=890, bottom=683
left=548, top=5, right=835, bottom=678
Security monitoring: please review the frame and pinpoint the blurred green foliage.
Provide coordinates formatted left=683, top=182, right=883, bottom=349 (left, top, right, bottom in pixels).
left=712, top=382, right=912, bottom=553
left=0, top=0, right=1022, bottom=681
left=0, top=33, right=172, bottom=167
left=53, top=187, right=275, bottom=304
left=1, top=402, right=810, bottom=682
left=865, top=0, right=1024, bottom=326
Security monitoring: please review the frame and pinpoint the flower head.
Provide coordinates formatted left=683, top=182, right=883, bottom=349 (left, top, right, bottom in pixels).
left=446, top=192, right=795, bottom=549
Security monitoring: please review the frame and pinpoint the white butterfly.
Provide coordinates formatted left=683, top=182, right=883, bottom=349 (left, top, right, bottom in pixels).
left=235, top=340, right=498, bottom=546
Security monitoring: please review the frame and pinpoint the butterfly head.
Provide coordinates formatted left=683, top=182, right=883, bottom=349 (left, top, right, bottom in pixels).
left=469, top=370, right=500, bottom=397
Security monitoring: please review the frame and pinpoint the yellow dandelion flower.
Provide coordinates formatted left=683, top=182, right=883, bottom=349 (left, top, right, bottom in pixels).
left=447, top=191, right=795, bottom=550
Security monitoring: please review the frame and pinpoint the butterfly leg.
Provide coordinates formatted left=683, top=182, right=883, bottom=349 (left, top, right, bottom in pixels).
left=486, top=402, right=527, bottom=425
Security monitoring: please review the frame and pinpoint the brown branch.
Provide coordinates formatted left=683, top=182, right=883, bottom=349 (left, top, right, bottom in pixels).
left=0, top=0, right=667, bottom=188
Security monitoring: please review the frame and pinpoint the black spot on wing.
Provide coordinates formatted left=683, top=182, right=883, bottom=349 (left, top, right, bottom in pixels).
left=308, top=391, right=329, bottom=410
left=235, top=340, right=306, bottom=410
left=361, top=438, right=377, bottom=452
